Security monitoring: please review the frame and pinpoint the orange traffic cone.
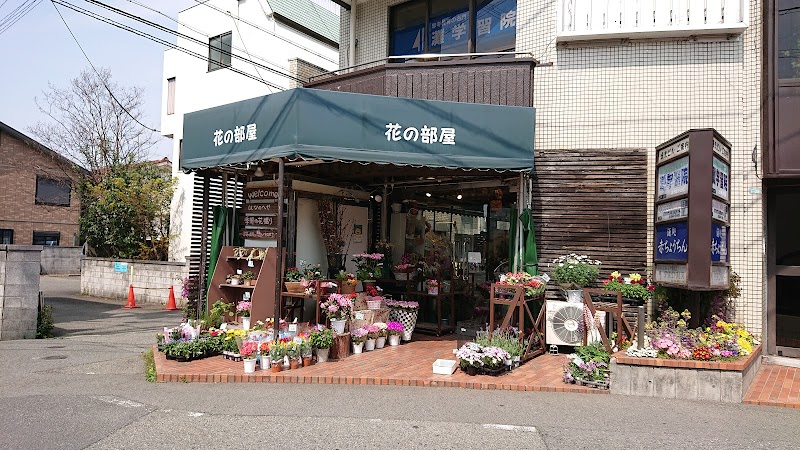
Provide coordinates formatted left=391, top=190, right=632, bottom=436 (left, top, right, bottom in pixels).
left=164, top=286, right=178, bottom=311
left=123, top=284, right=140, bottom=309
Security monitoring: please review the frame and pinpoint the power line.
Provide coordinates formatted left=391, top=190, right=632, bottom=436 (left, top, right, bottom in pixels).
left=0, top=1, right=11, bottom=11
left=122, top=0, right=293, bottom=74
left=0, top=0, right=44, bottom=35
left=50, top=0, right=160, bottom=133
left=51, top=0, right=282, bottom=90
left=231, top=13, right=273, bottom=93
left=190, top=0, right=338, bottom=64
left=81, top=0, right=303, bottom=85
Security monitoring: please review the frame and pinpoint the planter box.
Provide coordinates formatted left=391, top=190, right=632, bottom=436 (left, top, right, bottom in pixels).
left=432, top=359, right=457, bottom=375
left=610, top=345, right=762, bottom=403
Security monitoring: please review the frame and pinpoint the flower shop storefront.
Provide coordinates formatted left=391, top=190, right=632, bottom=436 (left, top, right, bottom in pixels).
left=167, top=87, right=551, bottom=376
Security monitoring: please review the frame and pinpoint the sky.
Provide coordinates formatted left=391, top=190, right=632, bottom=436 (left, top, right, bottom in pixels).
left=0, top=0, right=198, bottom=161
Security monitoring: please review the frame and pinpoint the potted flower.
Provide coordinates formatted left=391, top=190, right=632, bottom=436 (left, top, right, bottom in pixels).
left=386, top=300, right=420, bottom=341
left=425, top=279, right=439, bottom=295
left=236, top=301, right=252, bottom=330
left=242, top=270, right=256, bottom=286
left=364, top=285, right=384, bottom=309
left=269, top=342, right=285, bottom=372
left=393, top=253, right=418, bottom=280
left=456, top=342, right=484, bottom=376
left=335, top=271, right=358, bottom=295
left=258, top=341, right=271, bottom=370
left=228, top=273, right=243, bottom=286
left=365, top=324, right=380, bottom=351
left=602, top=271, right=654, bottom=306
left=284, top=266, right=305, bottom=293
left=320, top=293, right=355, bottom=334
left=352, top=253, right=384, bottom=285
left=386, top=321, right=404, bottom=346
left=373, top=322, right=388, bottom=348
left=498, top=272, right=547, bottom=297
left=549, top=253, right=601, bottom=302
left=240, top=340, right=258, bottom=374
left=309, top=325, right=334, bottom=362
left=351, top=327, right=368, bottom=353
left=286, top=342, right=301, bottom=369
left=300, top=338, right=313, bottom=366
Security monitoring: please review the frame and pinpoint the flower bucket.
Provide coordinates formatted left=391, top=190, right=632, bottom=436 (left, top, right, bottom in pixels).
left=330, top=319, right=347, bottom=335
left=376, top=336, right=386, bottom=348
left=243, top=359, right=256, bottom=374
left=365, top=338, right=376, bottom=351
left=390, top=308, right=418, bottom=341
left=285, top=281, right=305, bottom=293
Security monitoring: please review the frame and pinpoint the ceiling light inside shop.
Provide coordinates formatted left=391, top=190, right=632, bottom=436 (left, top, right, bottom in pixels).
left=254, top=166, right=264, bottom=177
left=457, top=194, right=463, bottom=200
left=374, top=194, right=383, bottom=203
left=426, top=192, right=432, bottom=197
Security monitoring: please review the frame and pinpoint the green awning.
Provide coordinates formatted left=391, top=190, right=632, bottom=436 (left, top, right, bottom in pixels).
left=180, top=88, right=535, bottom=172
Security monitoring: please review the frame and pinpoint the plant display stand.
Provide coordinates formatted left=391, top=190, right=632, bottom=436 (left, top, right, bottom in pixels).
left=329, top=332, right=351, bottom=360
left=488, top=284, right=546, bottom=361
left=582, top=289, right=635, bottom=353
left=207, top=246, right=277, bottom=323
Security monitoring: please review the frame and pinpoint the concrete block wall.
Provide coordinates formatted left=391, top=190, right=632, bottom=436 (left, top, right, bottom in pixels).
left=40, top=246, right=82, bottom=275
left=81, top=257, right=188, bottom=306
left=0, top=245, right=42, bottom=340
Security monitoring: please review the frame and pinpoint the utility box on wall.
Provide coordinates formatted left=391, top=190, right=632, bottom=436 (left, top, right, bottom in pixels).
left=653, top=129, right=731, bottom=290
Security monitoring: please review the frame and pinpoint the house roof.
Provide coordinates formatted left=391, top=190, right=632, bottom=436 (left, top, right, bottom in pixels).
left=266, top=0, right=340, bottom=47
left=0, top=120, right=87, bottom=175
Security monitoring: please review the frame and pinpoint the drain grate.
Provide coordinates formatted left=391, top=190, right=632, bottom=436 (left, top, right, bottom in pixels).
left=42, top=355, right=67, bottom=360
left=46, top=345, right=65, bottom=349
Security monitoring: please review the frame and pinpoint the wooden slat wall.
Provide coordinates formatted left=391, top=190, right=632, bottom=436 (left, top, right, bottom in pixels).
left=532, top=148, right=648, bottom=281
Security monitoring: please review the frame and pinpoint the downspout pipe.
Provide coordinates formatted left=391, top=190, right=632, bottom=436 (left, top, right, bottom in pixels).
left=349, top=0, right=356, bottom=68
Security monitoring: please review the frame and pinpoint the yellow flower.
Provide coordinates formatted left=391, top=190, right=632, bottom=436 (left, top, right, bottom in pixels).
left=610, top=271, right=621, bottom=279
left=629, top=273, right=642, bottom=282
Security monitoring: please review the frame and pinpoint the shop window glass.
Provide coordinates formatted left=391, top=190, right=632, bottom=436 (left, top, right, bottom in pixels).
left=429, top=0, right=470, bottom=54
left=390, top=1, right=427, bottom=57
left=778, top=0, right=800, bottom=79
left=33, top=231, right=60, bottom=246
left=0, top=229, right=12, bottom=244
left=208, top=32, right=232, bottom=71
left=475, top=0, right=517, bottom=53
left=35, top=176, right=71, bottom=206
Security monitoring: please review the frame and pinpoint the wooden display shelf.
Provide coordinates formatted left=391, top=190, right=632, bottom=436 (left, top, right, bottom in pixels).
left=207, top=246, right=277, bottom=323
left=218, top=283, right=255, bottom=289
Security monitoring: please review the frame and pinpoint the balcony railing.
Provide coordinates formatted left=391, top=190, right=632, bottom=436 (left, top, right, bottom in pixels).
left=556, top=0, right=748, bottom=42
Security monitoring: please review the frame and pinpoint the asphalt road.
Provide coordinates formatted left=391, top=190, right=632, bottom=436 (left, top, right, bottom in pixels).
left=0, top=276, right=797, bottom=449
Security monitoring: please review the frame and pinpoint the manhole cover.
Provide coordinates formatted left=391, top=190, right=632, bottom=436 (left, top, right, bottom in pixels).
left=42, top=355, right=67, bottom=360
left=46, top=345, right=65, bottom=349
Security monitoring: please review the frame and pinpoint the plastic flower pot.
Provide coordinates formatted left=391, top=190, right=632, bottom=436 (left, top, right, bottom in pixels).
left=302, top=356, right=312, bottom=367
left=365, top=338, right=376, bottom=351
left=388, top=335, right=400, bottom=346
left=259, top=356, right=271, bottom=370
left=376, top=336, right=386, bottom=348
left=330, top=319, right=346, bottom=335
left=289, top=360, right=300, bottom=370
left=242, top=317, right=251, bottom=330
left=316, top=347, right=330, bottom=363
left=352, top=342, right=364, bottom=354
left=243, top=359, right=256, bottom=374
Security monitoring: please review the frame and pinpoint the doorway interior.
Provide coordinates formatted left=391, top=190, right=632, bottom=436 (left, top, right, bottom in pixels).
left=769, top=186, right=800, bottom=357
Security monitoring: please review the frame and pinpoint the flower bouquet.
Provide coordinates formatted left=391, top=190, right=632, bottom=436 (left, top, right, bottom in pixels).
left=352, top=253, right=384, bottom=281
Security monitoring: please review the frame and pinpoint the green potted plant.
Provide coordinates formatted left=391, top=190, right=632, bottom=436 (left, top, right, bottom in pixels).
left=269, top=342, right=286, bottom=372
left=286, top=342, right=301, bottom=369
left=242, top=270, right=256, bottom=286
left=550, top=253, right=601, bottom=302
left=602, top=271, right=654, bottom=306
left=309, top=326, right=334, bottom=362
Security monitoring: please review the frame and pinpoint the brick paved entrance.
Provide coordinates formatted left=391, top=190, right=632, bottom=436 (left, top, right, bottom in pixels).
left=743, top=364, right=800, bottom=409
left=154, top=337, right=607, bottom=394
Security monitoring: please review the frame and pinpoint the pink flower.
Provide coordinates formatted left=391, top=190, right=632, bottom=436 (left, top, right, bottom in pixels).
left=666, top=345, right=680, bottom=356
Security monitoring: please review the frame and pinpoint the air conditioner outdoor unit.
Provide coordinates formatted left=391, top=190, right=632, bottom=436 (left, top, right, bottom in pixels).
left=545, top=300, right=605, bottom=346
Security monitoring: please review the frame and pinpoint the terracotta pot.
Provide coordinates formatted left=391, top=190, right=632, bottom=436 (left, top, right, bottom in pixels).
left=270, top=363, right=282, bottom=373
left=290, top=360, right=300, bottom=370
left=244, top=279, right=252, bottom=286
left=302, top=356, right=312, bottom=367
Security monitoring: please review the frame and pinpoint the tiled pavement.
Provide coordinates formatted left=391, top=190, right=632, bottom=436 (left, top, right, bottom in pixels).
left=154, top=337, right=607, bottom=393
left=743, top=364, right=800, bottom=409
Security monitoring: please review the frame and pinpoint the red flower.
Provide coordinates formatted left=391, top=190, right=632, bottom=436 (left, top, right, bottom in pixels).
left=602, top=279, right=610, bottom=286
left=647, top=285, right=655, bottom=291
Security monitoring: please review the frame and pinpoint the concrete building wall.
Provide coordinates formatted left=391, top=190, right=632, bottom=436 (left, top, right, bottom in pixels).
left=40, top=246, right=82, bottom=275
left=0, top=130, right=81, bottom=247
left=0, top=245, right=41, bottom=340
left=81, top=258, right=188, bottom=306
left=341, top=0, right=764, bottom=333
left=161, top=0, right=339, bottom=263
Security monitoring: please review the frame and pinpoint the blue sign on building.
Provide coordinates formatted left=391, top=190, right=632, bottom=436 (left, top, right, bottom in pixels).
left=711, top=222, right=729, bottom=263
left=475, top=0, right=517, bottom=52
left=655, top=221, right=688, bottom=261
left=391, top=24, right=424, bottom=56
left=430, top=9, right=470, bottom=54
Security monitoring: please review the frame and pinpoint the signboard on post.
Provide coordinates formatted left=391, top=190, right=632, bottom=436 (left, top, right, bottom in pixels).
left=241, top=228, right=277, bottom=240
left=244, top=187, right=281, bottom=201
left=243, top=202, right=277, bottom=214
left=653, top=129, right=731, bottom=290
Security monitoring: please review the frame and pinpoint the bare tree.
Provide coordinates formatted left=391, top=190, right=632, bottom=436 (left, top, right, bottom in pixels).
left=29, top=67, right=157, bottom=178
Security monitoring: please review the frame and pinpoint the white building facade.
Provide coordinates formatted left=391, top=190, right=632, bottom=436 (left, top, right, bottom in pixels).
left=161, top=0, right=340, bottom=263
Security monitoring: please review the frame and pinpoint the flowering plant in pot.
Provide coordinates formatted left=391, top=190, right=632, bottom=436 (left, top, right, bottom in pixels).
left=386, top=321, right=404, bottom=346
left=320, top=293, right=355, bottom=334
left=498, top=272, right=547, bottom=297
left=563, top=343, right=610, bottom=387
left=550, top=254, right=601, bottom=302
left=364, top=285, right=384, bottom=309
left=352, top=253, right=384, bottom=281
left=602, top=271, right=654, bottom=305
left=335, top=271, right=358, bottom=294
left=299, top=338, right=313, bottom=366
left=242, top=271, right=256, bottom=286
left=394, top=253, right=418, bottom=274
left=236, top=301, right=252, bottom=329
left=258, top=341, right=271, bottom=370
left=425, top=279, right=439, bottom=295
left=351, top=327, right=368, bottom=353
left=373, top=322, right=388, bottom=348
left=286, top=342, right=301, bottom=369
left=269, top=342, right=286, bottom=372
left=364, top=324, right=380, bottom=351
left=386, top=300, right=419, bottom=341
left=309, top=325, right=334, bottom=362
left=240, top=340, right=258, bottom=373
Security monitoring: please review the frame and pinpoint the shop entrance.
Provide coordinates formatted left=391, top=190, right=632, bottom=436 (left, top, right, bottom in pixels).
left=768, top=187, right=800, bottom=357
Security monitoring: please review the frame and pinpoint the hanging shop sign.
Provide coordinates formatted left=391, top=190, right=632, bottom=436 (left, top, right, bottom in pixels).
left=243, top=202, right=277, bottom=214
left=653, top=129, right=732, bottom=290
left=244, top=187, right=281, bottom=201
left=656, top=198, right=689, bottom=223
left=241, top=228, right=277, bottom=240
